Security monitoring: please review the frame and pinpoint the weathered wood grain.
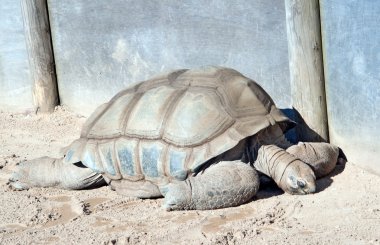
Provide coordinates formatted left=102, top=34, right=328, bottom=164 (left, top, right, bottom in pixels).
left=21, top=0, right=58, bottom=113
left=285, top=0, right=329, bottom=142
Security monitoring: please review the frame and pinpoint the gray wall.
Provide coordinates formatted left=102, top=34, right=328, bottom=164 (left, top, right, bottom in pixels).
left=47, top=0, right=291, bottom=116
left=0, top=0, right=33, bottom=112
left=2, top=1, right=379, bottom=175
left=320, top=0, right=380, bottom=175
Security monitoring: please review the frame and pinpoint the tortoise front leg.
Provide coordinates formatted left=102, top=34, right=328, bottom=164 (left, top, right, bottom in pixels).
left=9, top=157, right=105, bottom=190
left=161, top=161, right=259, bottom=211
left=286, top=142, right=339, bottom=178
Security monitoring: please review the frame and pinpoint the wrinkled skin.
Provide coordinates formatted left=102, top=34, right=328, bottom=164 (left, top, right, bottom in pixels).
left=9, top=132, right=339, bottom=211
left=281, top=160, right=316, bottom=195
left=9, top=126, right=339, bottom=211
left=8, top=65, right=340, bottom=211
left=287, top=142, right=339, bottom=178
left=162, top=161, right=260, bottom=211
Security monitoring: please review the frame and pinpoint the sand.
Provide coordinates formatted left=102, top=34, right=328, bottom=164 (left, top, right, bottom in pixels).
left=0, top=106, right=379, bottom=245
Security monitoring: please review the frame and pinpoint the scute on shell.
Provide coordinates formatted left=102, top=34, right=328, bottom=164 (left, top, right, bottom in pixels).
left=63, top=66, right=294, bottom=183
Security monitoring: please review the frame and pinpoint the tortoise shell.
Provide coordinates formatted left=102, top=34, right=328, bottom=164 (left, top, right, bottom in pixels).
left=63, top=67, right=293, bottom=184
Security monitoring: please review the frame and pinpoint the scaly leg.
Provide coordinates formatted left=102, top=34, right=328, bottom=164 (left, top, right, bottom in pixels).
left=9, top=157, right=105, bottom=190
left=286, top=142, right=339, bottom=178
left=162, top=161, right=259, bottom=211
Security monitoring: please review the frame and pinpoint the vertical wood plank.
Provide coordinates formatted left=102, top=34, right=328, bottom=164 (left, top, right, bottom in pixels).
left=285, top=0, right=329, bottom=142
left=21, top=0, right=58, bottom=113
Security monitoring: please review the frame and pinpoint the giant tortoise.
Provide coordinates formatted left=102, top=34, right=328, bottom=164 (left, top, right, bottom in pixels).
left=9, top=67, right=339, bottom=210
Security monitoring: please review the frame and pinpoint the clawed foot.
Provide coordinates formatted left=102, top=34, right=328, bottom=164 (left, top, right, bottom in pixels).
left=160, top=181, right=192, bottom=211
left=8, top=157, right=60, bottom=191
left=8, top=161, right=34, bottom=190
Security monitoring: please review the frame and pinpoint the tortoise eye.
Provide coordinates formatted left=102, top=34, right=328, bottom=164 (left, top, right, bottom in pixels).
left=297, top=180, right=306, bottom=188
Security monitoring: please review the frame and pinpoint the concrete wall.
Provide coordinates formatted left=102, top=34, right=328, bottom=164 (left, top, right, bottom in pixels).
left=3, top=1, right=378, bottom=175
left=320, top=0, right=380, bottom=175
left=0, top=0, right=33, bottom=112
left=47, top=0, right=291, bottom=116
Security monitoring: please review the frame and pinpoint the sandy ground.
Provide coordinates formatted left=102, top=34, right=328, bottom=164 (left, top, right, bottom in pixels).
left=0, top=106, right=379, bottom=245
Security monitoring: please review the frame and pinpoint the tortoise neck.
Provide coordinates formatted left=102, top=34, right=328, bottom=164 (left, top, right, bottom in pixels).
left=246, top=125, right=294, bottom=164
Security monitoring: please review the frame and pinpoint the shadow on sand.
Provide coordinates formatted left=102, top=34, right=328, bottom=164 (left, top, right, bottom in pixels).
left=253, top=176, right=284, bottom=201
left=315, top=158, right=347, bottom=193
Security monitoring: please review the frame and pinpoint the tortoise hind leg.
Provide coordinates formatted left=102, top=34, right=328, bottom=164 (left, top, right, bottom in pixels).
left=9, top=157, right=105, bottom=190
left=162, top=161, right=259, bottom=211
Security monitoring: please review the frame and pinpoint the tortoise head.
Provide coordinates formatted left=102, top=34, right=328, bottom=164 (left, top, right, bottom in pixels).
left=281, top=160, right=316, bottom=195
left=254, top=145, right=317, bottom=195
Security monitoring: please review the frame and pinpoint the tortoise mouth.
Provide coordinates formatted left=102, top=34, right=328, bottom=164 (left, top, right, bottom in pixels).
left=288, top=187, right=310, bottom=195
left=286, top=180, right=316, bottom=195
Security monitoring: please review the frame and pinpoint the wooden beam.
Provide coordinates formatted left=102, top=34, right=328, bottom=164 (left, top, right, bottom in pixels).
left=285, top=0, right=329, bottom=142
left=21, top=0, right=58, bottom=113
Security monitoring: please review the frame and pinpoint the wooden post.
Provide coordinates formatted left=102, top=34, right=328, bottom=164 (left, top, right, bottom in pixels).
left=21, top=0, right=58, bottom=113
left=285, top=0, right=329, bottom=142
